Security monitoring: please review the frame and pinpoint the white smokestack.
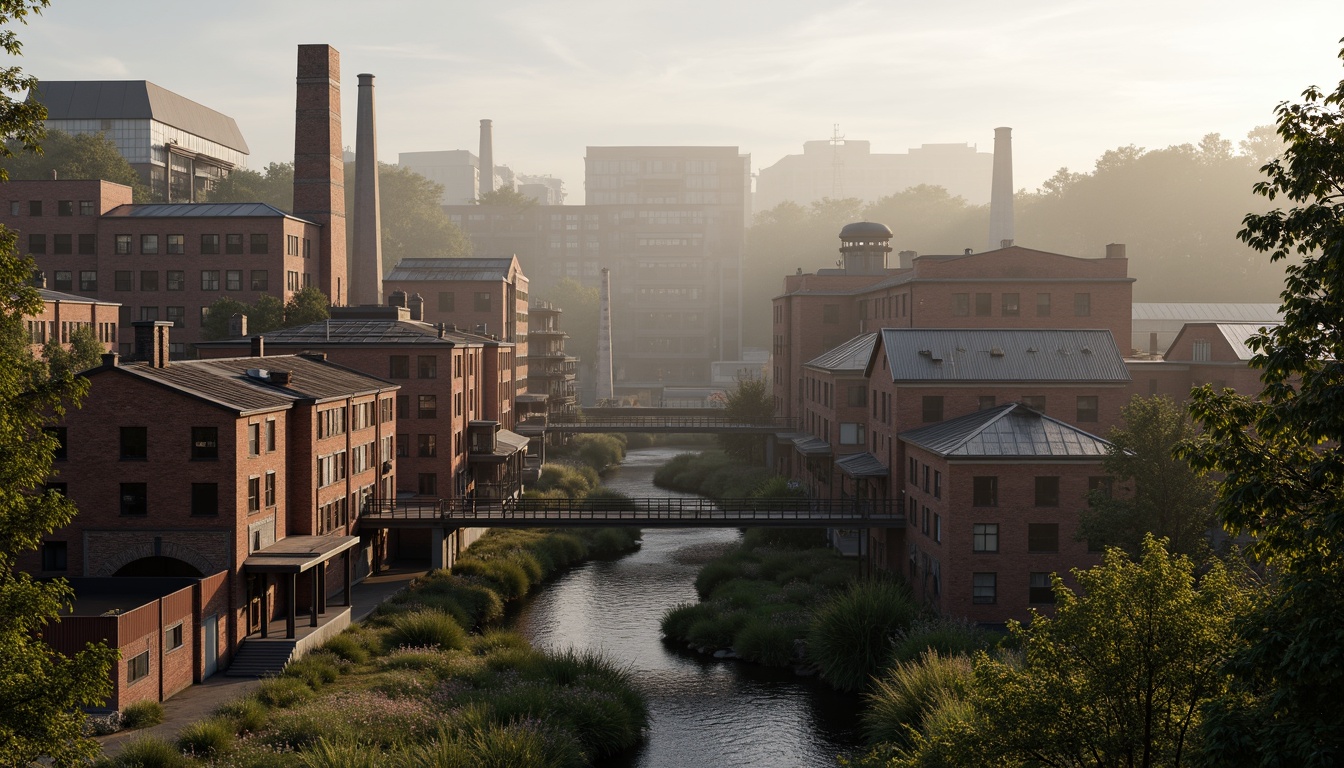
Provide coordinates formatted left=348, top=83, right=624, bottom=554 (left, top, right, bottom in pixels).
left=352, top=73, right=382, bottom=305
left=597, top=267, right=614, bottom=403
left=988, top=126, right=1015, bottom=251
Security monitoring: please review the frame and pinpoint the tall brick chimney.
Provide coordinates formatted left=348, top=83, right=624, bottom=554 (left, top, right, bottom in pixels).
left=987, top=127, right=1014, bottom=251
left=351, top=73, right=383, bottom=306
left=132, top=320, right=173, bottom=368
left=293, top=44, right=348, bottom=306
left=479, top=119, right=494, bottom=195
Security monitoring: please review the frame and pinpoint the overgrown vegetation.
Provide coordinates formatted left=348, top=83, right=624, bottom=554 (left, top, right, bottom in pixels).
left=653, top=450, right=777, bottom=498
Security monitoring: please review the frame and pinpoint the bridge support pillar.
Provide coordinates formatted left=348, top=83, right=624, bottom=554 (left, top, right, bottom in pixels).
left=431, top=528, right=451, bottom=571
left=764, top=437, right=775, bottom=471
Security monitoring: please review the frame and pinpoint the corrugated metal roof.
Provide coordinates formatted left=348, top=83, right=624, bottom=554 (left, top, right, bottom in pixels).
left=879, top=328, right=1130, bottom=383
left=32, top=80, right=249, bottom=153
left=106, top=354, right=395, bottom=414
left=900, top=403, right=1111, bottom=459
left=103, top=202, right=299, bottom=219
left=196, top=319, right=497, bottom=348
left=387, top=257, right=517, bottom=283
left=835, top=452, right=889, bottom=477
left=1132, top=303, right=1282, bottom=322
left=1217, top=323, right=1279, bottom=361
left=806, top=332, right=878, bottom=372
left=37, top=287, right=117, bottom=306
left=793, top=435, right=832, bottom=457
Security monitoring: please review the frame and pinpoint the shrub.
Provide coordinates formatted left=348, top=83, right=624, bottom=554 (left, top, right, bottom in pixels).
left=322, top=632, right=370, bottom=665
left=734, top=619, right=800, bottom=666
left=661, top=602, right=707, bottom=640
left=298, top=738, right=385, bottom=768
left=452, top=557, right=530, bottom=600
left=104, top=736, right=188, bottom=768
left=862, top=651, right=974, bottom=748
left=214, top=695, right=268, bottom=734
left=470, top=629, right=531, bottom=655
left=808, top=579, right=923, bottom=692
left=176, top=717, right=236, bottom=757
left=749, top=475, right=807, bottom=500
left=890, top=617, right=991, bottom=664
left=120, top=699, right=165, bottom=729
left=388, top=610, right=468, bottom=651
left=588, top=527, right=639, bottom=557
left=281, top=650, right=345, bottom=688
left=686, top=611, right=748, bottom=649
left=256, top=676, right=316, bottom=709
left=743, top=527, right=826, bottom=550
left=695, top=559, right=745, bottom=599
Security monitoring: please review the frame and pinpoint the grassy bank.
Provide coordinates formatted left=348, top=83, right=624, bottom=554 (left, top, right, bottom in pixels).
left=653, top=450, right=778, bottom=498
left=98, top=528, right=645, bottom=768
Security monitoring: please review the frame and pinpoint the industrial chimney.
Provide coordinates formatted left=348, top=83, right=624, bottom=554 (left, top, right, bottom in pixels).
left=292, top=45, right=347, bottom=305
left=479, top=119, right=494, bottom=195
left=597, top=267, right=614, bottom=404
left=352, top=73, right=383, bottom=306
left=987, top=127, right=1015, bottom=251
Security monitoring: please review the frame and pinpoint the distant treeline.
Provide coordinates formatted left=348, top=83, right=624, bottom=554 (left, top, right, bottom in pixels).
left=743, top=127, right=1287, bottom=347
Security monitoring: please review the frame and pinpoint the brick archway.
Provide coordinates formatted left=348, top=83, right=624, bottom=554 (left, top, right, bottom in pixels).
left=95, top=540, right=217, bottom=578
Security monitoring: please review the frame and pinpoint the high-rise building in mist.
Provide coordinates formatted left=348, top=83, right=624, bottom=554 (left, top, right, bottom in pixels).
left=755, top=138, right=992, bottom=212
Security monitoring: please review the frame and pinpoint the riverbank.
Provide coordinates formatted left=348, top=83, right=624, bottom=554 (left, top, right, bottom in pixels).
left=96, top=527, right=646, bottom=768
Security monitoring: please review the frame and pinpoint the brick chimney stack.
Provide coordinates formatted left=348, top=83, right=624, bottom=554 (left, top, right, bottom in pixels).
left=132, top=320, right=173, bottom=368
left=293, top=44, right=347, bottom=307
left=987, top=127, right=1015, bottom=251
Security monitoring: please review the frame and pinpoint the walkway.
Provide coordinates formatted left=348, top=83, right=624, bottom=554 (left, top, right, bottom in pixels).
left=95, top=566, right=427, bottom=757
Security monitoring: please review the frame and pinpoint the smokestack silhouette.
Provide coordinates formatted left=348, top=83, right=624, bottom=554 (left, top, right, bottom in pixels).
left=988, top=127, right=1014, bottom=251
left=597, top=267, right=614, bottom=403
left=479, top=119, right=494, bottom=195
left=292, top=44, right=347, bottom=305
left=352, top=73, right=383, bottom=306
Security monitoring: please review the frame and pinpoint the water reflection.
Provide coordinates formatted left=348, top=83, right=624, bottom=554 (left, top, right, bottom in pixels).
left=513, top=447, right=862, bottom=767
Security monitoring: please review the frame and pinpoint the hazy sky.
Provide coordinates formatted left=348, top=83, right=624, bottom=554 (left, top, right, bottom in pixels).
left=15, top=1, right=1344, bottom=202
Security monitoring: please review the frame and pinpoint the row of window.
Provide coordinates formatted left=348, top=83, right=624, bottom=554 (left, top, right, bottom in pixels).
left=972, top=572, right=1057, bottom=605
left=10, top=199, right=97, bottom=217
left=951, top=292, right=1090, bottom=318
left=25, top=320, right=116, bottom=345
left=96, top=233, right=285, bottom=257
left=972, top=522, right=1061, bottom=553
left=27, top=233, right=97, bottom=255
left=914, top=395, right=1098, bottom=424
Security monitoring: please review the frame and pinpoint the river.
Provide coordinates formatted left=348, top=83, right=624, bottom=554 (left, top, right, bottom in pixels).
left=512, top=446, right=864, bottom=767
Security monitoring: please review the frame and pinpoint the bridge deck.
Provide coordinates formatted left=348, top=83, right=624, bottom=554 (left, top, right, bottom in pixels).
left=544, top=415, right=794, bottom=434
left=361, top=497, right=905, bottom=529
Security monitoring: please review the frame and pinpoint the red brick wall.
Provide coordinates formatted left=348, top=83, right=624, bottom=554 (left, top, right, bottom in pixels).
left=26, top=295, right=120, bottom=358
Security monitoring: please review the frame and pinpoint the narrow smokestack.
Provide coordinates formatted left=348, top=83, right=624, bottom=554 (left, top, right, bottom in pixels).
left=352, top=73, right=383, bottom=306
left=293, top=44, right=347, bottom=306
left=250, top=335, right=265, bottom=358
left=597, top=267, right=614, bottom=403
left=408, top=292, right=424, bottom=322
left=479, top=119, right=494, bottom=195
left=987, top=127, right=1015, bottom=251
left=132, top=320, right=171, bottom=368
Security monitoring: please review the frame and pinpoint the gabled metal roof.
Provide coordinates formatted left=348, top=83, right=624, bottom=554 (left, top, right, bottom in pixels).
left=386, top=257, right=518, bottom=283
left=1132, top=303, right=1282, bottom=322
left=877, top=328, right=1130, bottom=383
left=806, top=332, right=878, bottom=372
left=32, top=80, right=249, bottom=153
left=195, top=319, right=498, bottom=349
left=900, top=403, right=1111, bottom=459
left=37, top=287, right=118, bottom=306
left=792, top=435, right=832, bottom=457
left=1216, top=323, right=1279, bottom=361
left=835, top=452, right=889, bottom=477
left=103, top=202, right=302, bottom=220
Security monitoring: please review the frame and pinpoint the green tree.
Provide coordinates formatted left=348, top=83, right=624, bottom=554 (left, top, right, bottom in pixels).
left=475, top=184, right=537, bottom=209
left=65, top=323, right=102, bottom=372
left=1, top=129, right=148, bottom=200
left=0, top=2, right=118, bottom=762
left=205, top=161, right=294, bottom=211
left=1182, top=40, right=1344, bottom=767
left=284, top=285, right=329, bottom=327
left=897, top=537, right=1249, bottom=768
left=343, top=162, right=471, bottom=277
left=716, top=375, right=774, bottom=464
left=1079, top=395, right=1216, bottom=559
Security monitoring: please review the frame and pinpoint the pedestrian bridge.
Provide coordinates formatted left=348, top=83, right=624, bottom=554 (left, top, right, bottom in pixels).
left=361, top=497, right=904, bottom=529
left=543, top=408, right=795, bottom=434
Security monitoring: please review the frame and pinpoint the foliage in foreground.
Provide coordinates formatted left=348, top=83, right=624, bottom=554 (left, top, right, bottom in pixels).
left=807, top=579, right=923, bottom=693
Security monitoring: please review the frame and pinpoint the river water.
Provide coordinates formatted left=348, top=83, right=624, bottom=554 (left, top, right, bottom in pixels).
left=512, top=446, right=864, bottom=767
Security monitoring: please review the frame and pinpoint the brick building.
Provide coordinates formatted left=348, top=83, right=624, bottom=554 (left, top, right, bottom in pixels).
left=25, top=286, right=120, bottom=357
left=25, top=322, right=398, bottom=701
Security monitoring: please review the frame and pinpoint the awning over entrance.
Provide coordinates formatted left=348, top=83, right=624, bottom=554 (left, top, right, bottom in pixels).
left=792, top=435, right=833, bottom=457
left=242, top=535, right=359, bottom=574
left=836, top=452, right=889, bottom=478
left=469, top=428, right=530, bottom=464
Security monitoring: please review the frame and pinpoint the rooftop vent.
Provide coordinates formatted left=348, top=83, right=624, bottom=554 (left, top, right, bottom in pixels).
left=1026, top=347, right=1038, bottom=354
left=1081, top=347, right=1093, bottom=354
left=918, top=349, right=931, bottom=357
left=246, top=368, right=269, bottom=380
left=269, top=370, right=293, bottom=386
left=990, top=347, right=1005, bottom=357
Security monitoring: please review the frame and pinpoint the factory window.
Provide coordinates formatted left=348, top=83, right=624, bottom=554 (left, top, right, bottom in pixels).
left=1029, top=523, right=1060, bottom=553
left=287, top=271, right=299, bottom=291
left=265, top=471, right=276, bottom=506
left=418, top=356, right=437, bottom=379
left=1035, top=476, right=1060, bottom=507
left=226, top=270, right=242, bottom=291
left=247, top=476, right=260, bottom=513
left=138, top=306, right=159, bottom=322
left=167, top=234, right=185, bottom=254
left=972, top=573, right=996, bottom=605
left=120, top=426, right=148, bottom=459
left=53, top=270, right=71, bottom=291
left=418, top=434, right=437, bottom=457
left=140, top=270, right=158, bottom=291
left=287, top=234, right=299, bottom=255
left=418, top=395, right=437, bottom=419
left=115, top=234, right=132, bottom=255
left=191, top=426, right=218, bottom=460
left=80, top=200, right=95, bottom=216
left=225, top=234, right=244, bottom=254
left=140, top=234, right=158, bottom=255
left=1076, top=395, right=1099, bottom=423
left=57, top=200, right=73, bottom=216
left=27, top=234, right=44, bottom=254
left=1001, top=292, right=1020, bottom=316
left=166, top=623, right=184, bottom=651
left=28, top=200, right=41, bottom=216
left=921, top=396, right=943, bottom=423
left=251, top=270, right=268, bottom=291
left=119, top=482, right=148, bottom=516
left=389, top=355, right=409, bottom=379
left=1074, top=292, right=1091, bottom=317
left=438, top=292, right=454, bottom=312
left=53, top=234, right=71, bottom=254
left=115, top=271, right=133, bottom=291
left=8, top=201, right=18, bottom=215
left=1030, top=573, right=1056, bottom=604
left=972, top=476, right=998, bottom=507
left=201, top=234, right=220, bottom=254
left=41, top=541, right=67, bottom=571
left=167, top=270, right=184, bottom=291
left=250, top=234, right=269, bottom=254
left=1192, top=339, right=1211, bottom=362
left=127, top=651, right=150, bottom=683
left=79, top=271, right=97, bottom=291
left=78, top=233, right=96, bottom=255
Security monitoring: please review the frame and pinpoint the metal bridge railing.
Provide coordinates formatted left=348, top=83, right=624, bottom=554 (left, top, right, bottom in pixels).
left=362, top=496, right=903, bottom=524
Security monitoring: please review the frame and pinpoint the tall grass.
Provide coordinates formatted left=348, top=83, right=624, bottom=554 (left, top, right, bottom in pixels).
left=808, top=579, right=923, bottom=692
left=387, top=610, right=468, bottom=651
left=862, top=651, right=974, bottom=747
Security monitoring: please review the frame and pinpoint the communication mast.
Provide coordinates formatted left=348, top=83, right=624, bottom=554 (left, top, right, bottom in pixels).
left=830, top=123, right=845, bottom=199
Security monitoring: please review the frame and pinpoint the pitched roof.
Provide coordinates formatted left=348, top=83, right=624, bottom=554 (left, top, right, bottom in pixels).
left=103, top=202, right=304, bottom=220
left=386, top=257, right=519, bottom=283
left=32, top=80, right=249, bottom=153
left=806, top=332, right=878, bottom=372
left=38, top=287, right=118, bottom=306
left=1132, top=303, right=1282, bottom=323
left=835, top=451, right=889, bottom=477
left=875, top=328, right=1130, bottom=383
left=96, top=354, right=396, bottom=415
left=195, top=318, right=499, bottom=349
left=900, top=403, right=1111, bottom=459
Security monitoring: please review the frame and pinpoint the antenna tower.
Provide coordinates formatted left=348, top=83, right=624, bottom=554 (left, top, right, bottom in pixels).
left=830, top=123, right=845, bottom=198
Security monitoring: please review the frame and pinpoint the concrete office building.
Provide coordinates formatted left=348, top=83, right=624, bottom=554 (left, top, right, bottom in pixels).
left=29, top=80, right=249, bottom=203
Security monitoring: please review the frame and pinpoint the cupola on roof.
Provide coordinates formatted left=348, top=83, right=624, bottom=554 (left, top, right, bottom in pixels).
left=839, top=221, right=893, bottom=240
